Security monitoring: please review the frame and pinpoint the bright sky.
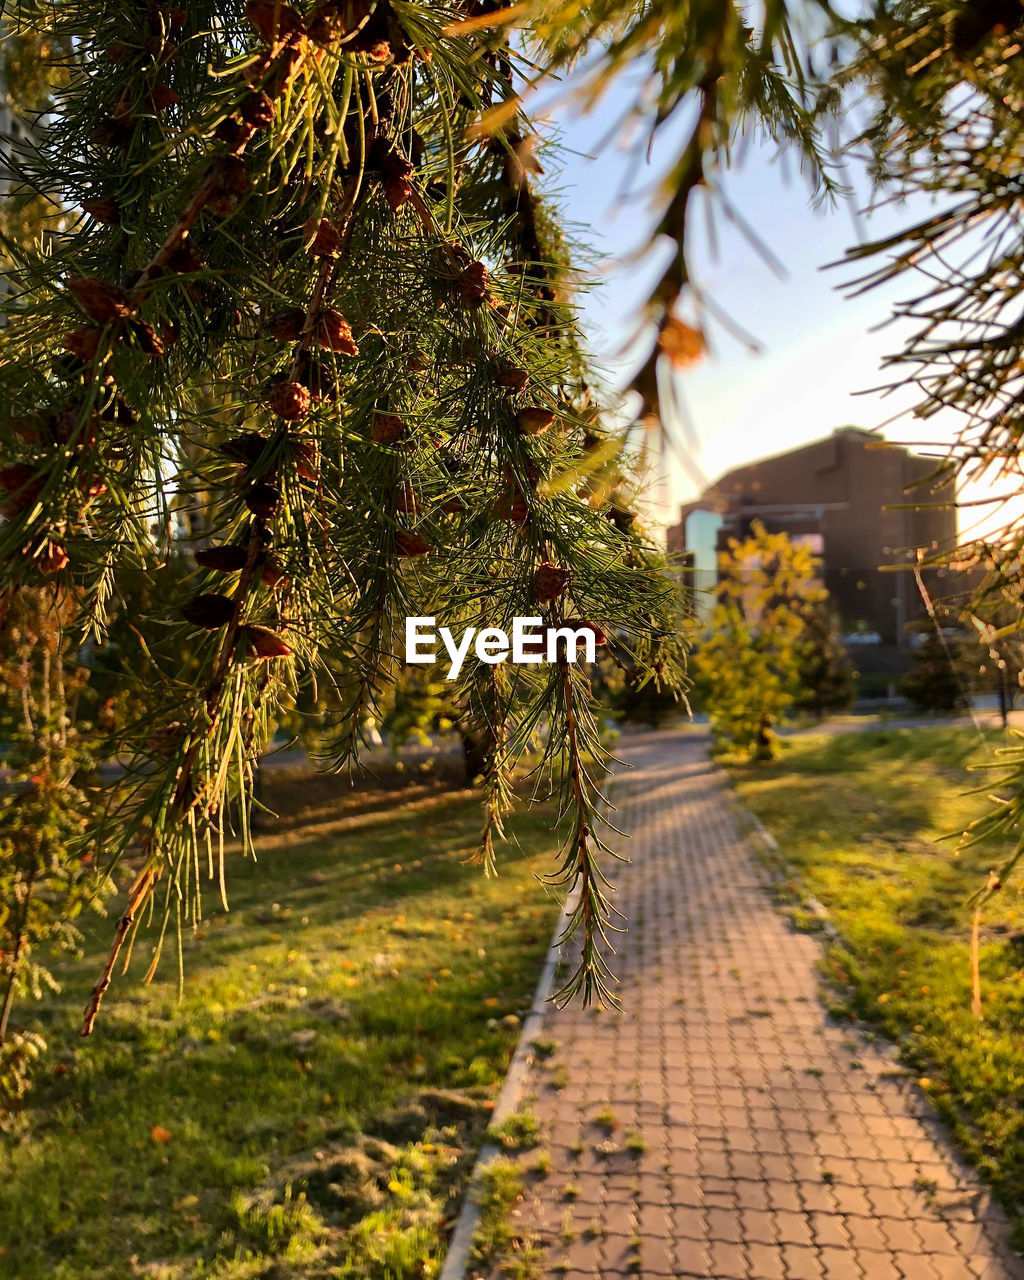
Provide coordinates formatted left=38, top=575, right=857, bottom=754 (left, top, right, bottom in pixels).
left=540, top=81, right=999, bottom=540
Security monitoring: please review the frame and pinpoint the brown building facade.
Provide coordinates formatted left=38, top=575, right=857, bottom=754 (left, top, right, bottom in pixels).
left=667, top=428, right=964, bottom=644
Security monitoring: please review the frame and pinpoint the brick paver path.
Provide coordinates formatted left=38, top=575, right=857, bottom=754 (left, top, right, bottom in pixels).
left=493, top=731, right=1024, bottom=1279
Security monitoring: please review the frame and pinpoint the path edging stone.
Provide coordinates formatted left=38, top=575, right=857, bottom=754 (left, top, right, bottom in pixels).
left=438, top=881, right=581, bottom=1280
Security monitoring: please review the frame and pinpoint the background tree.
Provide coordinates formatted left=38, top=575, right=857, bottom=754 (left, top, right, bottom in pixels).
left=899, top=622, right=974, bottom=714
left=693, top=523, right=840, bottom=758
left=0, top=593, right=100, bottom=1108
left=795, top=598, right=856, bottom=721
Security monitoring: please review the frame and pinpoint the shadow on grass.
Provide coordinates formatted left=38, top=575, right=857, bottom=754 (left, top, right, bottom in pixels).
left=1, top=770, right=563, bottom=1280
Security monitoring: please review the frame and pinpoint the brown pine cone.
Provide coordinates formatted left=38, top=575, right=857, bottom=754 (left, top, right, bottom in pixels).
left=490, top=491, right=529, bottom=525
left=181, top=593, right=235, bottom=628
left=54, top=403, right=99, bottom=446
left=130, top=320, right=165, bottom=357
left=266, top=378, right=311, bottom=421
left=62, top=328, right=104, bottom=362
left=291, top=437, right=318, bottom=480
left=206, top=155, right=249, bottom=217
left=9, top=416, right=43, bottom=444
left=38, top=541, right=70, bottom=575
left=83, top=198, right=120, bottom=225
left=457, top=261, right=490, bottom=305
left=244, top=624, right=293, bottom=659
left=607, top=505, right=636, bottom=533
left=532, top=561, right=568, bottom=603
left=297, top=356, right=336, bottom=403
left=395, top=530, right=431, bottom=557
left=304, top=217, right=341, bottom=257
left=562, top=618, right=608, bottom=647
left=195, top=545, right=249, bottom=572
left=214, top=117, right=248, bottom=147
left=315, top=308, right=359, bottom=355
left=260, top=555, right=289, bottom=588
left=519, top=406, right=555, bottom=435
left=495, top=366, right=529, bottom=393
left=246, top=1, right=305, bottom=43
left=384, top=174, right=413, bottom=212
left=394, top=484, right=418, bottom=514
left=267, top=307, right=306, bottom=342
left=0, top=464, right=44, bottom=517
left=240, top=90, right=275, bottom=128
left=150, top=81, right=180, bottom=110
left=245, top=482, right=282, bottom=519
left=67, top=277, right=133, bottom=325
left=222, top=432, right=270, bottom=466
left=372, top=412, right=406, bottom=444
left=166, top=242, right=203, bottom=274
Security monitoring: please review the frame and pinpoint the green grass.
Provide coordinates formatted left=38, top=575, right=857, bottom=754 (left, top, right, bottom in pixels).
left=730, top=727, right=1024, bottom=1228
left=0, top=765, right=562, bottom=1280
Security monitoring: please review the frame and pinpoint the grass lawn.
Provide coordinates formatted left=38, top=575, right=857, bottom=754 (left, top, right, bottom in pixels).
left=0, top=762, right=563, bottom=1280
left=730, top=727, right=1024, bottom=1231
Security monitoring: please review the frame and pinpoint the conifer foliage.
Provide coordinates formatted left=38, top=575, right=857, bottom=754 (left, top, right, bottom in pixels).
left=0, top=1, right=685, bottom=1030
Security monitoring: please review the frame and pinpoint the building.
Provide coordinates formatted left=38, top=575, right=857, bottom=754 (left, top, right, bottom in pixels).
left=667, top=427, right=963, bottom=643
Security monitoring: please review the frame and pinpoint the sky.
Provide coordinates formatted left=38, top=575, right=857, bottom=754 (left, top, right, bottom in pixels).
left=536, top=76, right=990, bottom=535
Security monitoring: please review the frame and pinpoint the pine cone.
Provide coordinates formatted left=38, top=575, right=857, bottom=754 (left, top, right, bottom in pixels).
left=181, top=593, right=235, bottom=628
left=394, top=484, right=418, bottom=514
left=246, top=0, right=305, bottom=43
left=222, top=432, right=270, bottom=466
left=83, top=198, right=120, bottom=225
left=289, top=437, right=318, bottom=481
left=244, top=624, right=293, bottom=659
left=54, top=404, right=99, bottom=446
left=215, top=117, right=248, bottom=147
left=315, top=308, right=359, bottom=355
left=490, top=491, right=529, bottom=525
left=196, top=545, right=249, bottom=572
left=532, top=561, right=568, bottom=603
left=519, top=406, right=555, bottom=435
left=267, top=307, right=306, bottom=342
left=0, top=464, right=44, bottom=517
left=150, top=81, right=180, bottom=110
left=457, top=260, right=490, bottom=305
left=296, top=353, right=336, bottom=402
left=304, top=217, right=341, bottom=257
left=266, top=378, right=311, bottom=421
left=240, top=90, right=275, bottom=129
left=607, top=505, right=636, bottom=533
left=372, top=412, right=406, bottom=443
left=206, top=155, right=249, bottom=217
left=62, top=328, right=104, bottom=362
left=395, top=530, right=431, bottom=557
left=563, top=618, right=608, bottom=647
left=130, top=320, right=165, bottom=357
left=38, top=541, right=70, bottom=575
left=67, top=277, right=134, bottom=324
left=245, top=482, right=281, bottom=519
left=166, top=242, right=203, bottom=274
left=260, top=555, right=288, bottom=588
left=495, top=366, right=529, bottom=393
left=384, top=174, right=413, bottom=212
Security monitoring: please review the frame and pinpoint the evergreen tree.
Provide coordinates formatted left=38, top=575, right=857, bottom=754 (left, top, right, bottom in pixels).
left=900, top=622, right=974, bottom=715
left=0, top=1, right=686, bottom=1023
left=796, top=598, right=856, bottom=720
left=693, top=523, right=826, bottom=759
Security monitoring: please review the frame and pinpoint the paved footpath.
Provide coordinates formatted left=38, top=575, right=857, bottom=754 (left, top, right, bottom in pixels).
left=486, top=731, right=1024, bottom=1280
